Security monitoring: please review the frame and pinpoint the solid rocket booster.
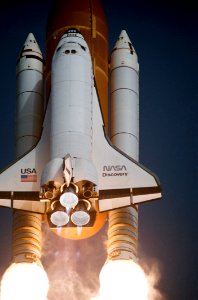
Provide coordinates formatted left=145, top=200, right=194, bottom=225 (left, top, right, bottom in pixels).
left=110, top=30, right=139, bottom=160
left=15, top=33, right=44, bottom=158
left=108, top=31, right=139, bottom=261
left=0, top=3, right=162, bottom=297
left=12, top=211, right=43, bottom=264
left=0, top=0, right=161, bottom=244
left=13, top=34, right=44, bottom=264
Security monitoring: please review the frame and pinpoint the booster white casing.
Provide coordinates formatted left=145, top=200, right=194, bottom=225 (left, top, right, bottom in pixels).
left=110, top=30, right=139, bottom=160
left=16, top=33, right=44, bottom=157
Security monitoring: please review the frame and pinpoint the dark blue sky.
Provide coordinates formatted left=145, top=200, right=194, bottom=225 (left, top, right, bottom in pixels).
left=0, top=1, right=197, bottom=299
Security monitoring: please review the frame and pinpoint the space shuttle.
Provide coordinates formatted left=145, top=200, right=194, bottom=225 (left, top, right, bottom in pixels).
left=0, top=0, right=161, bottom=260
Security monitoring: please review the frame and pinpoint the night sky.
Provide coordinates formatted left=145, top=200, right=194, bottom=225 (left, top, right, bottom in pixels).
left=0, top=0, right=197, bottom=299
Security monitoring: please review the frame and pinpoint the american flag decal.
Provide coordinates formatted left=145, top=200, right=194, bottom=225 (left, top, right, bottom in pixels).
left=21, top=174, right=37, bottom=182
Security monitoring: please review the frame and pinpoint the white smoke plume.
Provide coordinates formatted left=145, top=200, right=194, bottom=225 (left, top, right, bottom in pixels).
left=140, top=257, right=166, bottom=300
left=41, top=223, right=107, bottom=300
left=41, top=223, right=164, bottom=300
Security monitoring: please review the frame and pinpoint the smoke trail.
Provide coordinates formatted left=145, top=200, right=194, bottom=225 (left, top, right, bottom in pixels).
left=140, top=257, right=166, bottom=300
left=41, top=223, right=107, bottom=300
left=41, top=223, right=165, bottom=300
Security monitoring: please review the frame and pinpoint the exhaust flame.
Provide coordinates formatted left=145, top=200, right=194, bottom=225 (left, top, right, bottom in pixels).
left=56, top=225, right=63, bottom=236
left=0, top=262, right=49, bottom=300
left=96, top=260, right=149, bottom=300
left=77, top=226, right=83, bottom=236
left=40, top=224, right=163, bottom=300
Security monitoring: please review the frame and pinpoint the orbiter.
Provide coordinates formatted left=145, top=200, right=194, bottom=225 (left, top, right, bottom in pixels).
left=0, top=0, right=161, bottom=266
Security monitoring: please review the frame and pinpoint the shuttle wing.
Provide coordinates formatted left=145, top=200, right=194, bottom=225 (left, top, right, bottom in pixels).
left=92, top=86, right=162, bottom=211
left=0, top=101, right=51, bottom=212
left=0, top=84, right=161, bottom=213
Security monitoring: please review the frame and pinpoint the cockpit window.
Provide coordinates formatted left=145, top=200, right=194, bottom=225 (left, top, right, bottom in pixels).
left=65, top=50, right=70, bottom=54
left=71, top=49, right=77, bottom=54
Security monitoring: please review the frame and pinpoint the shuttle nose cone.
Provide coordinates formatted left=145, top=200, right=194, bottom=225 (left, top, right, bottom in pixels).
left=46, top=0, right=109, bottom=129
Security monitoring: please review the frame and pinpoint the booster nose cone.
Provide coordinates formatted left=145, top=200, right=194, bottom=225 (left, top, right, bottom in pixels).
left=111, top=29, right=139, bottom=71
left=24, top=33, right=39, bottom=48
left=114, top=30, right=131, bottom=48
left=113, top=30, right=136, bottom=53
left=20, top=33, right=43, bottom=58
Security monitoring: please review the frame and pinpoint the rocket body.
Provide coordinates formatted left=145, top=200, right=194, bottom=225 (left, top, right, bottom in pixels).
left=15, top=33, right=44, bottom=158
left=0, top=0, right=161, bottom=244
left=0, top=1, right=162, bottom=298
left=108, top=31, right=139, bottom=261
left=110, top=30, right=139, bottom=160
